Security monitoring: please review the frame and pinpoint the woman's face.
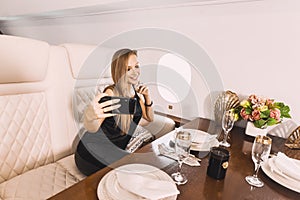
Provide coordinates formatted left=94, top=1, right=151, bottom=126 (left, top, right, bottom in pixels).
left=126, top=54, right=140, bottom=85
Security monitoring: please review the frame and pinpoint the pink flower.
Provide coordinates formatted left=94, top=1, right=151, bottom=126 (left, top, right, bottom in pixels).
left=266, top=99, right=274, bottom=106
left=249, top=94, right=258, bottom=105
left=251, top=110, right=261, bottom=121
left=270, top=108, right=281, bottom=122
left=240, top=108, right=250, bottom=121
left=249, top=94, right=265, bottom=108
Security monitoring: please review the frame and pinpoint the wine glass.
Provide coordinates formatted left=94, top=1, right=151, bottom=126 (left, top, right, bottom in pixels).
left=220, top=110, right=235, bottom=147
left=171, top=131, right=192, bottom=185
left=245, top=135, right=272, bottom=187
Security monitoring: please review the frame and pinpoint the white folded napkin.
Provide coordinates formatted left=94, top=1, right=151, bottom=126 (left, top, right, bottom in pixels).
left=116, top=171, right=180, bottom=200
left=273, top=152, right=300, bottom=181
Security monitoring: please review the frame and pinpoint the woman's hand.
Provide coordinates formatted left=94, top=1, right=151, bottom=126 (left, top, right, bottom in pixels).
left=136, top=84, right=154, bottom=122
left=96, top=93, right=121, bottom=118
left=84, top=93, right=120, bottom=132
left=137, top=84, right=150, bottom=97
left=86, top=93, right=120, bottom=121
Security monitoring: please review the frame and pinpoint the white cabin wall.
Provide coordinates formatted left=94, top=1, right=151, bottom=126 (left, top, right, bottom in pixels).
left=1, top=0, right=300, bottom=124
left=0, top=0, right=122, bottom=16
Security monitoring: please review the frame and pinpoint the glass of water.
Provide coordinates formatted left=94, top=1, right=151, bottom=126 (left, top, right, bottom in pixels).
left=245, top=135, right=272, bottom=187
left=171, top=131, right=192, bottom=185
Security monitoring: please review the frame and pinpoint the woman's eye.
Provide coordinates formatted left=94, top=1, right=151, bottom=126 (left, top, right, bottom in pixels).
left=127, top=65, right=139, bottom=71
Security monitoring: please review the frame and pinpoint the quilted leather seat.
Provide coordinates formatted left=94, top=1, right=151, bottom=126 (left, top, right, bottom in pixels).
left=0, top=155, right=85, bottom=199
left=0, top=35, right=175, bottom=200
left=0, top=35, right=85, bottom=200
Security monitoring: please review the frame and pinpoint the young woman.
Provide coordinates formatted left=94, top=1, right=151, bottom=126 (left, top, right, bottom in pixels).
left=75, top=48, right=154, bottom=176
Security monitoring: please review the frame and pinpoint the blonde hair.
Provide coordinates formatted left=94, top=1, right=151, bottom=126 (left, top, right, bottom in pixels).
left=110, top=49, right=137, bottom=134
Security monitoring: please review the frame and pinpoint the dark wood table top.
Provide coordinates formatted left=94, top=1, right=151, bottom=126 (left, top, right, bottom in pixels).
left=49, top=118, right=300, bottom=200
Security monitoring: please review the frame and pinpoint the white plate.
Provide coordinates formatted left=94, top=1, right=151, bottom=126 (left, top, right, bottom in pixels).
left=262, top=157, right=300, bottom=193
left=97, top=172, right=113, bottom=200
left=97, top=164, right=178, bottom=200
left=172, top=129, right=219, bottom=151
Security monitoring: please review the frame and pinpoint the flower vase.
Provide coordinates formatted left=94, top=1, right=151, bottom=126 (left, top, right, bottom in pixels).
left=245, top=122, right=273, bottom=137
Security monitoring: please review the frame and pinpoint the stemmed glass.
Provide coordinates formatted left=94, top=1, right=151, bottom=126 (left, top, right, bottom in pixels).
left=220, top=110, right=235, bottom=147
left=171, top=131, right=192, bottom=185
left=245, top=135, right=272, bottom=187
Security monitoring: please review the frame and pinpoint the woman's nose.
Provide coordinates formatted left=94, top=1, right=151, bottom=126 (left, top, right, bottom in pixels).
left=131, top=68, right=139, bottom=75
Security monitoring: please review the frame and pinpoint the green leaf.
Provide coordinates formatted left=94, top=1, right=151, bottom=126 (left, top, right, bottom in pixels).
left=267, top=118, right=278, bottom=126
left=281, top=105, right=290, bottom=113
left=245, top=108, right=252, bottom=115
left=254, top=119, right=266, bottom=128
left=280, top=105, right=291, bottom=118
left=260, top=110, right=270, bottom=119
left=282, top=113, right=292, bottom=118
left=274, top=102, right=284, bottom=108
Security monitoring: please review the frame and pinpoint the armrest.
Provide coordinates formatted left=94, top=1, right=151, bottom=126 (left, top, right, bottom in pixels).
left=143, top=114, right=175, bottom=139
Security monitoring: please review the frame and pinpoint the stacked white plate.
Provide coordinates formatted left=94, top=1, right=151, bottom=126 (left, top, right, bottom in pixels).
left=97, top=164, right=178, bottom=200
left=262, top=155, right=300, bottom=193
left=171, top=129, right=219, bottom=151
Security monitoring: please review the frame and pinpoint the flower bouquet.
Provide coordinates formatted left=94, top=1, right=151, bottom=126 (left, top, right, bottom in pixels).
left=234, top=94, right=291, bottom=129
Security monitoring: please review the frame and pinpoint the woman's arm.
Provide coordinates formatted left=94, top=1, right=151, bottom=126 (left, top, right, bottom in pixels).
left=137, top=85, right=154, bottom=122
left=83, top=91, right=120, bottom=133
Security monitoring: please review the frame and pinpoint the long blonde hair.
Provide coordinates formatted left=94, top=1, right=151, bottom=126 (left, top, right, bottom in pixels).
left=110, top=48, right=137, bottom=134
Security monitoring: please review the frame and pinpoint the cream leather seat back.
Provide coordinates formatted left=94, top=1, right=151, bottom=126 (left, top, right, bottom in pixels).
left=0, top=35, right=76, bottom=183
left=61, top=44, right=114, bottom=139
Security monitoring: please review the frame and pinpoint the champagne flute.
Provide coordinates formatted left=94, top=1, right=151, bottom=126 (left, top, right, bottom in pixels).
left=171, top=131, right=192, bottom=185
left=220, top=110, right=235, bottom=147
left=245, top=135, right=272, bottom=187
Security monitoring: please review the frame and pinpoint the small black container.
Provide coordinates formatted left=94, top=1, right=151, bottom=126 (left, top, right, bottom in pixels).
left=207, top=147, right=230, bottom=180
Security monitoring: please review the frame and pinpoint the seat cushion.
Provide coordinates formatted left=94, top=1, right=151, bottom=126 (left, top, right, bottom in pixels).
left=0, top=155, right=85, bottom=200
left=143, top=114, right=176, bottom=139
left=56, top=154, right=86, bottom=181
left=126, top=125, right=154, bottom=153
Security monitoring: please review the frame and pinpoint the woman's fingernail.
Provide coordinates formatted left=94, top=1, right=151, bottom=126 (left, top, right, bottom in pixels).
left=112, top=99, right=120, bottom=103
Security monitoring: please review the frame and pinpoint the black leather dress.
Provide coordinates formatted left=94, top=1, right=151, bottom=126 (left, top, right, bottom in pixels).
left=75, top=88, right=142, bottom=176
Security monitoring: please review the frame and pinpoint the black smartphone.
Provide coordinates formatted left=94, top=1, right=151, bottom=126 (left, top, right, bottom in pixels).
left=98, top=96, right=137, bottom=114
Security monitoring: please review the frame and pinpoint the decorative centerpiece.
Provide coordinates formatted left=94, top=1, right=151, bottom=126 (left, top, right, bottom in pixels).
left=214, top=90, right=240, bottom=126
left=234, top=94, right=291, bottom=137
left=285, top=126, right=300, bottom=149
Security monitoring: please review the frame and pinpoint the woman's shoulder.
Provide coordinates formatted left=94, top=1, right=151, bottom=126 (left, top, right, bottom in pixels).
left=103, top=85, right=115, bottom=95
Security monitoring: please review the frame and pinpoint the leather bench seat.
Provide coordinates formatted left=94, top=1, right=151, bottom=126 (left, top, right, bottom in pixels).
left=0, top=35, right=175, bottom=200
left=0, top=155, right=85, bottom=199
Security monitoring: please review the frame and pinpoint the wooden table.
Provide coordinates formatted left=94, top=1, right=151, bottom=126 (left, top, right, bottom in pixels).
left=49, top=118, right=300, bottom=200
